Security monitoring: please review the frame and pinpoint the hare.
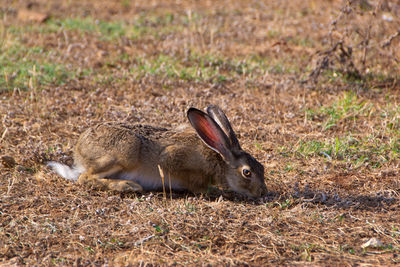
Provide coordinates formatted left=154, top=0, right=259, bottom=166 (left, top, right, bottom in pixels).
left=48, top=105, right=267, bottom=198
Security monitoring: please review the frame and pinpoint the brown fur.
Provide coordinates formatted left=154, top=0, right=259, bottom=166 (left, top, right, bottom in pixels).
left=75, top=123, right=227, bottom=193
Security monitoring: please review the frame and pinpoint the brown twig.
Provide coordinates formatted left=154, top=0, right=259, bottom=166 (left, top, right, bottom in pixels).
left=381, top=30, right=400, bottom=48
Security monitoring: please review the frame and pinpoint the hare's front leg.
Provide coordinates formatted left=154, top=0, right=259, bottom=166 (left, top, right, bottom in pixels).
left=159, top=145, right=210, bottom=193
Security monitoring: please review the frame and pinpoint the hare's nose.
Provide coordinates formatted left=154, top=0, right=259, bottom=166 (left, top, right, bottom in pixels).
left=258, top=186, right=267, bottom=197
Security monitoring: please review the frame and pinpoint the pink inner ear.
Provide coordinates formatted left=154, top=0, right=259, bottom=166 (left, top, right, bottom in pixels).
left=196, top=114, right=221, bottom=145
left=189, top=109, right=230, bottom=158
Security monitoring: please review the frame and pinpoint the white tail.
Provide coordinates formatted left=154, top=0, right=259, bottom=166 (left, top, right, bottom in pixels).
left=47, top=162, right=84, bottom=181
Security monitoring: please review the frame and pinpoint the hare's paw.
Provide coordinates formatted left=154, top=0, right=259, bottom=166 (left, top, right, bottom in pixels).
left=77, top=172, right=107, bottom=190
left=107, top=180, right=143, bottom=193
left=77, top=172, right=100, bottom=184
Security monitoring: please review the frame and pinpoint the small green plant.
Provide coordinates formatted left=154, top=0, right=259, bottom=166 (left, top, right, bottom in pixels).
left=105, top=238, right=125, bottom=248
left=85, top=246, right=94, bottom=253
left=51, top=258, right=67, bottom=264
left=284, top=164, right=294, bottom=172
left=153, top=224, right=162, bottom=232
left=184, top=202, right=197, bottom=213
left=276, top=199, right=292, bottom=209
left=391, top=226, right=400, bottom=237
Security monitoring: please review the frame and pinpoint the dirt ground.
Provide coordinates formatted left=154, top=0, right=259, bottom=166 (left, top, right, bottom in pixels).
left=1, top=0, right=400, bottom=265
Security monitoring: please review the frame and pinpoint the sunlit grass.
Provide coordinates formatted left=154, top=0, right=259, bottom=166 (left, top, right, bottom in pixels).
left=293, top=135, right=399, bottom=169
left=0, top=44, right=76, bottom=91
left=306, top=92, right=372, bottom=131
left=8, top=13, right=183, bottom=41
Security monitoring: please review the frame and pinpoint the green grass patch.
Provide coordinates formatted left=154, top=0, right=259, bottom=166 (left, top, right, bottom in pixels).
left=43, top=18, right=127, bottom=41
left=286, top=36, right=314, bottom=47
left=320, top=68, right=399, bottom=88
left=126, top=52, right=301, bottom=82
left=248, top=54, right=302, bottom=75
left=306, top=91, right=371, bottom=130
left=129, top=54, right=222, bottom=82
left=381, top=104, right=400, bottom=131
left=322, top=69, right=364, bottom=85
left=9, top=17, right=127, bottom=40
left=293, top=134, right=400, bottom=168
left=293, top=91, right=400, bottom=168
left=9, top=13, right=183, bottom=41
left=0, top=42, right=88, bottom=91
left=128, top=53, right=265, bottom=82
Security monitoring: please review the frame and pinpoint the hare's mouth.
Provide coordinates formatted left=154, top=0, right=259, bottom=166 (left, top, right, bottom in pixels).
left=238, top=186, right=267, bottom=199
left=227, top=182, right=259, bottom=199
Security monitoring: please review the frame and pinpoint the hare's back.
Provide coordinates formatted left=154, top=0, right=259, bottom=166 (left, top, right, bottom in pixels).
left=75, top=122, right=171, bottom=167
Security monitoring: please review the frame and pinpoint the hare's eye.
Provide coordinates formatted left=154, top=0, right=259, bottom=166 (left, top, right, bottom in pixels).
left=242, top=168, right=251, bottom=178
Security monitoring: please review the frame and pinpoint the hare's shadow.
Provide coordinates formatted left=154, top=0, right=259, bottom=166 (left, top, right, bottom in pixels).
left=269, top=187, right=398, bottom=210
left=119, top=187, right=280, bottom=204
left=143, top=188, right=397, bottom=210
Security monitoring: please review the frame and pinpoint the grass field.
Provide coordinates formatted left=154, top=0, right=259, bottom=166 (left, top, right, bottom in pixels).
left=1, top=0, right=400, bottom=265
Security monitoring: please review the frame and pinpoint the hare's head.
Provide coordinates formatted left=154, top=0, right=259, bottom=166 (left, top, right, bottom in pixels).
left=187, top=105, right=267, bottom=198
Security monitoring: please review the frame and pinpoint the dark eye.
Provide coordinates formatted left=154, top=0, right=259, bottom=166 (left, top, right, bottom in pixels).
left=242, top=169, right=251, bottom=178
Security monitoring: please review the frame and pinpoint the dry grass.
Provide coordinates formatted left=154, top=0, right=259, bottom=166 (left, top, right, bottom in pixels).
left=1, top=0, right=400, bottom=265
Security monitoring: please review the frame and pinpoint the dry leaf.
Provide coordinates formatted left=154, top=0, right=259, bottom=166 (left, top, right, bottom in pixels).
left=361, top=238, right=384, bottom=249
left=17, top=9, right=49, bottom=23
left=1, top=155, right=17, bottom=168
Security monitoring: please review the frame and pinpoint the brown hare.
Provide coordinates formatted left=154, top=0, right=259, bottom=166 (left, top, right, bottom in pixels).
left=48, top=105, right=267, bottom=198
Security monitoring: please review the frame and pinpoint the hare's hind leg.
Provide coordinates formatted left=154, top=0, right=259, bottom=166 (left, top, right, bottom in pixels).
left=77, top=156, right=143, bottom=193
left=78, top=170, right=143, bottom=193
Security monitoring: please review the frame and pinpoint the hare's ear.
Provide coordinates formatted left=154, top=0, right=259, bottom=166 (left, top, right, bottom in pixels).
left=187, top=108, right=233, bottom=161
left=207, top=105, right=241, bottom=150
